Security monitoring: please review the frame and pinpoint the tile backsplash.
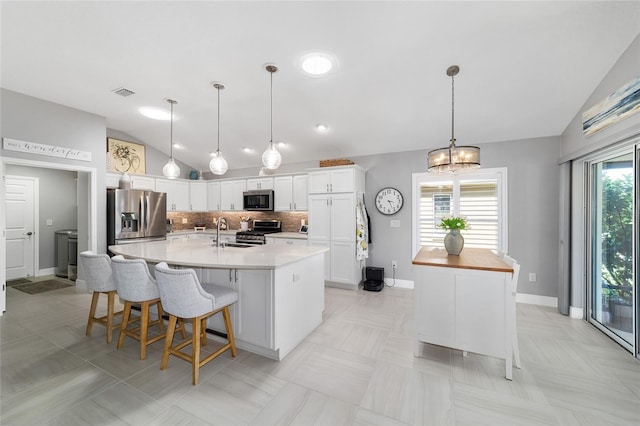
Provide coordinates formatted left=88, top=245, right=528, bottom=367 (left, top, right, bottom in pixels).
left=167, top=211, right=308, bottom=232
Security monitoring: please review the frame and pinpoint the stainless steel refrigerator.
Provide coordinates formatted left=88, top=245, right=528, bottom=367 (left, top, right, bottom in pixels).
left=107, top=188, right=167, bottom=247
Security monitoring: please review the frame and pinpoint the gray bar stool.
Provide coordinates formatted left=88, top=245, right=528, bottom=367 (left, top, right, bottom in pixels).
left=78, top=251, right=123, bottom=344
left=111, top=256, right=167, bottom=360
left=155, top=262, right=238, bottom=385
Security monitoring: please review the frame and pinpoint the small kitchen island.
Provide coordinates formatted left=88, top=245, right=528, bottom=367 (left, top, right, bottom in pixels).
left=412, top=247, right=516, bottom=379
left=109, top=239, right=328, bottom=361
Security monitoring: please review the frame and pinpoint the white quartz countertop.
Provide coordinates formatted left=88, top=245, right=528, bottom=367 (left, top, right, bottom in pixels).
left=109, top=239, right=326, bottom=270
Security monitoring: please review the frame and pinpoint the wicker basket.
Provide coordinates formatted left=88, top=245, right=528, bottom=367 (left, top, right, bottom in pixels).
left=319, top=158, right=354, bottom=167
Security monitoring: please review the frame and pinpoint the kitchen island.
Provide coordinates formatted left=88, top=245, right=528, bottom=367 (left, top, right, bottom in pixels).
left=412, top=247, right=516, bottom=379
left=109, top=239, right=327, bottom=360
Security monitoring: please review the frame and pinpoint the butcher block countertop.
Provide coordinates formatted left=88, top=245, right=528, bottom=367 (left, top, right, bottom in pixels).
left=412, top=247, right=513, bottom=273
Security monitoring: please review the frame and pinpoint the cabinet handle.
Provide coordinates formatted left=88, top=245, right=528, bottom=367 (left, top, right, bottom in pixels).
left=229, top=269, right=233, bottom=282
left=234, top=269, right=238, bottom=282
left=330, top=183, right=333, bottom=192
left=286, top=241, right=293, bottom=245
left=289, top=203, right=292, bottom=210
left=293, top=203, right=296, bottom=210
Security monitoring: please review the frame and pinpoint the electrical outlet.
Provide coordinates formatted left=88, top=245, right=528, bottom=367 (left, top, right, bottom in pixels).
left=392, top=260, right=398, bottom=269
left=182, top=218, right=188, bottom=224
left=529, top=272, right=537, bottom=282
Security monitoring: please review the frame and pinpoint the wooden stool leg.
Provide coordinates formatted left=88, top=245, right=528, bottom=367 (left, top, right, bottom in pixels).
left=192, top=317, right=202, bottom=385
left=140, top=301, right=150, bottom=360
left=222, top=306, right=237, bottom=358
left=157, top=302, right=165, bottom=332
left=86, top=292, right=99, bottom=336
left=118, top=301, right=132, bottom=350
left=106, top=291, right=116, bottom=344
left=201, top=318, right=207, bottom=347
left=178, top=319, right=187, bottom=339
left=161, top=315, right=178, bottom=370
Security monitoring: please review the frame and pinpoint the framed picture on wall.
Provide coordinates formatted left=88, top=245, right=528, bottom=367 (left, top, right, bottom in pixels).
left=107, top=138, right=146, bottom=174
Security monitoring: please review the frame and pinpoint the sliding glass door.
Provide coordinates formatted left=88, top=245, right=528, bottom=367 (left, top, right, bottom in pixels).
left=588, top=150, right=636, bottom=353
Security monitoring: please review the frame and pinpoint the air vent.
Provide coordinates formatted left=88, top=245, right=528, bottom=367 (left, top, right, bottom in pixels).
left=112, top=87, right=135, bottom=97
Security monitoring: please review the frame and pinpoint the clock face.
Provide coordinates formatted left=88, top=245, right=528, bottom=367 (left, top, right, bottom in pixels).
left=375, top=187, right=403, bottom=215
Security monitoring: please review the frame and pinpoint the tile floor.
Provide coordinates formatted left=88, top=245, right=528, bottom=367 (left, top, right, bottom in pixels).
left=1, top=278, right=640, bottom=425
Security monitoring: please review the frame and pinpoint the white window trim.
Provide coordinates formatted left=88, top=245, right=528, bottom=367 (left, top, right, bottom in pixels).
left=411, top=167, right=508, bottom=257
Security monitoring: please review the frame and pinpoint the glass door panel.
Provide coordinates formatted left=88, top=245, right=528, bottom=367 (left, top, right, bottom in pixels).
left=590, top=152, right=635, bottom=349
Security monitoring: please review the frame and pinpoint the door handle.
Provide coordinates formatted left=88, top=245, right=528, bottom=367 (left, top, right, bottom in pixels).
left=23, top=231, right=33, bottom=236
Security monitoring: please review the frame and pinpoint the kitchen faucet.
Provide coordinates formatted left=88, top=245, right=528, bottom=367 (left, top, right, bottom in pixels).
left=216, top=217, right=225, bottom=247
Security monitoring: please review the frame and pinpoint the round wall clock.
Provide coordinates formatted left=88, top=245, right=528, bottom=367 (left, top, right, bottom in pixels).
left=375, top=187, right=403, bottom=215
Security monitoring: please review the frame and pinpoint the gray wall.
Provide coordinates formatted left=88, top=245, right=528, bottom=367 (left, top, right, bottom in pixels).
left=562, top=34, right=640, bottom=160
left=1, top=89, right=107, bottom=257
left=560, top=34, right=640, bottom=310
left=4, top=165, right=78, bottom=269
left=107, top=128, right=192, bottom=179
left=353, top=136, right=561, bottom=298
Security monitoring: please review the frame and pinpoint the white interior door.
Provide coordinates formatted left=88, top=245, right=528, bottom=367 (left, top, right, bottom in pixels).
left=5, top=176, right=36, bottom=280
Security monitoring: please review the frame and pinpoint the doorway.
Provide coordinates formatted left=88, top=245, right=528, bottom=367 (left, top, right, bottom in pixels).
left=4, top=176, right=38, bottom=280
left=587, top=149, right=636, bottom=355
left=1, top=157, right=97, bottom=316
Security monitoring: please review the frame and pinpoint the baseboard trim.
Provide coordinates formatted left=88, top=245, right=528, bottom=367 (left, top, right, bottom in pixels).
left=38, top=267, right=56, bottom=277
left=384, top=278, right=414, bottom=289
left=570, top=306, right=584, bottom=319
left=515, top=293, right=558, bottom=308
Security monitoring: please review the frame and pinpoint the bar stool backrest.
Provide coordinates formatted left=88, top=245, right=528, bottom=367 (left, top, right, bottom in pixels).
left=79, top=251, right=116, bottom=292
left=111, top=257, right=159, bottom=302
left=154, top=262, right=216, bottom=319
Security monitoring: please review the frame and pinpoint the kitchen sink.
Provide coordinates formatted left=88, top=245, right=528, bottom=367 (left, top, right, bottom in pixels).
left=217, top=243, right=255, bottom=248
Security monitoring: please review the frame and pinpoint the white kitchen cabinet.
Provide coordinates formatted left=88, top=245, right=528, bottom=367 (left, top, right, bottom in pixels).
left=206, top=181, right=221, bottom=211
left=246, top=177, right=273, bottom=190
left=156, top=179, right=190, bottom=211
left=189, top=181, right=207, bottom=211
left=201, top=268, right=273, bottom=350
left=308, top=165, right=364, bottom=194
left=308, top=190, right=363, bottom=289
left=220, top=179, right=246, bottom=211
left=273, top=174, right=308, bottom=211
left=293, top=174, right=308, bottom=210
left=266, top=236, right=307, bottom=246
left=105, top=173, right=155, bottom=191
left=274, top=174, right=308, bottom=211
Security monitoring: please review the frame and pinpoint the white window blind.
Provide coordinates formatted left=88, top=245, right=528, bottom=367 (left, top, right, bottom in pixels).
left=413, top=169, right=506, bottom=254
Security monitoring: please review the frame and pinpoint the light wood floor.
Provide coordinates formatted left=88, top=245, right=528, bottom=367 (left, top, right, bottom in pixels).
left=1, top=280, right=639, bottom=425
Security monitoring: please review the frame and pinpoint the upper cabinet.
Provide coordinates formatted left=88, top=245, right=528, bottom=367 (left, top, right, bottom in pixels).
left=273, top=174, right=308, bottom=211
left=189, top=181, right=207, bottom=211
left=308, top=166, right=364, bottom=194
left=156, top=179, right=190, bottom=211
left=246, top=177, right=274, bottom=190
left=220, top=179, right=246, bottom=211
left=206, top=181, right=221, bottom=212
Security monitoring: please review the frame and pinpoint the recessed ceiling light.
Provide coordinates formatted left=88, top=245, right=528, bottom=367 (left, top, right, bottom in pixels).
left=139, top=107, right=171, bottom=120
left=173, top=143, right=182, bottom=149
left=276, top=142, right=287, bottom=148
left=316, top=123, right=329, bottom=132
left=300, top=53, right=335, bottom=76
left=242, top=147, right=254, bottom=153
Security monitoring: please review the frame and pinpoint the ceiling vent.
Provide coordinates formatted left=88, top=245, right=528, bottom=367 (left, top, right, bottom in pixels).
left=112, top=87, right=135, bottom=97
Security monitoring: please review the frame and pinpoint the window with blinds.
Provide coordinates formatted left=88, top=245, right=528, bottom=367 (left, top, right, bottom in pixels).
left=415, top=169, right=505, bottom=252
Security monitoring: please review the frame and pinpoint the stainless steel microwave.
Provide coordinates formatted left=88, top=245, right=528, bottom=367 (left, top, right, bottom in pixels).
left=243, top=189, right=274, bottom=211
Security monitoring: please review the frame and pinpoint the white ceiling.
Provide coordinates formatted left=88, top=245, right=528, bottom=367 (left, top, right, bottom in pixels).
left=2, top=1, right=639, bottom=172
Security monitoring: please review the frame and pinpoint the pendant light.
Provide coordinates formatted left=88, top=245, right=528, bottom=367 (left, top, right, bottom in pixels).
left=209, top=82, right=228, bottom=175
left=427, top=65, right=480, bottom=172
left=262, top=64, right=282, bottom=170
left=162, top=99, right=181, bottom=179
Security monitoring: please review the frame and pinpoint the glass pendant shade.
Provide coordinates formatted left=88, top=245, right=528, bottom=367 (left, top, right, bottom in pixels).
left=209, top=82, right=228, bottom=175
left=262, top=141, right=282, bottom=170
left=163, top=98, right=180, bottom=179
left=427, top=65, right=480, bottom=173
left=163, top=157, right=180, bottom=179
left=262, top=64, right=282, bottom=170
left=209, top=151, right=228, bottom=175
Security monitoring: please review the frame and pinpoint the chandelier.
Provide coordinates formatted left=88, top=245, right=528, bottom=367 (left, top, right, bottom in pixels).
left=427, top=65, right=480, bottom=172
